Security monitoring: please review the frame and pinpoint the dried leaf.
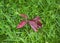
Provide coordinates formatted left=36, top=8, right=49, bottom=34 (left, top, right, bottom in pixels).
left=17, top=21, right=26, bottom=28
left=29, top=20, right=38, bottom=32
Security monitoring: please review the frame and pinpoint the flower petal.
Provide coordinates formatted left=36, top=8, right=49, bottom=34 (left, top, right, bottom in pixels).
left=29, top=20, right=38, bottom=32
left=37, top=21, right=42, bottom=28
left=17, top=21, right=26, bottom=28
left=33, top=16, right=42, bottom=28
left=33, top=16, right=40, bottom=21
left=20, top=14, right=28, bottom=18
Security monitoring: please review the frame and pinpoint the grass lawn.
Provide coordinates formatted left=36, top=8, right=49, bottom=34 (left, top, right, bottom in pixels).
left=0, top=0, right=60, bottom=43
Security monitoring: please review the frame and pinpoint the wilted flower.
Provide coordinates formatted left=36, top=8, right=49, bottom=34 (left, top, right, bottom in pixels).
left=17, top=14, right=42, bottom=32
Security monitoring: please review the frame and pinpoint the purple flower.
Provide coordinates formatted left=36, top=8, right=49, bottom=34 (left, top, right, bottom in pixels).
left=17, top=14, right=42, bottom=32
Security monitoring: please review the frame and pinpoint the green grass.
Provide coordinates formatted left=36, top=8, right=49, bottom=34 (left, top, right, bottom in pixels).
left=0, top=0, right=60, bottom=43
